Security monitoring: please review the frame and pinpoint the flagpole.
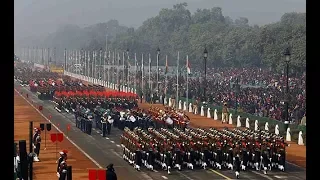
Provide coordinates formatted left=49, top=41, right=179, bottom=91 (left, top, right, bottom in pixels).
left=117, top=52, right=120, bottom=91
left=186, top=55, right=189, bottom=109
left=100, top=49, right=102, bottom=80
left=122, top=52, right=125, bottom=89
left=127, top=51, right=130, bottom=90
left=92, top=51, right=94, bottom=79
left=108, top=51, right=111, bottom=85
left=87, top=51, right=90, bottom=78
left=84, top=51, right=86, bottom=77
left=64, top=48, right=66, bottom=73
left=141, top=53, right=144, bottom=96
left=176, top=51, right=179, bottom=109
left=165, top=55, right=168, bottom=97
left=76, top=50, right=79, bottom=74
left=112, top=51, right=115, bottom=85
left=103, top=51, right=109, bottom=85
left=134, top=53, right=137, bottom=93
left=148, top=53, right=151, bottom=91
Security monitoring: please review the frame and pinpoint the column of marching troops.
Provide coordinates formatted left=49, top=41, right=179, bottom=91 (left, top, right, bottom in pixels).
left=14, top=67, right=78, bottom=179
left=15, top=65, right=287, bottom=179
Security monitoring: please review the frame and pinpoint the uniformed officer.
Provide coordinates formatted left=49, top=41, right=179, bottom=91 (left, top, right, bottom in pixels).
left=58, top=160, right=68, bottom=180
left=56, top=150, right=68, bottom=177
left=101, top=114, right=107, bottom=137
left=86, top=115, right=93, bottom=135
left=107, top=115, right=114, bottom=135
left=33, top=128, right=41, bottom=162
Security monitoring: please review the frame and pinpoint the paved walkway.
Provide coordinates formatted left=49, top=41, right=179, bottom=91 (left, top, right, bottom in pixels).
left=14, top=90, right=98, bottom=180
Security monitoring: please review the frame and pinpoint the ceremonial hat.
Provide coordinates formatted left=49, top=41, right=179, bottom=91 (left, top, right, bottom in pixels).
left=59, top=149, right=68, bottom=155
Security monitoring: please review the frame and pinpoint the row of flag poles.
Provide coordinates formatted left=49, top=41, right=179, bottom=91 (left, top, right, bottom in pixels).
left=18, top=48, right=192, bottom=107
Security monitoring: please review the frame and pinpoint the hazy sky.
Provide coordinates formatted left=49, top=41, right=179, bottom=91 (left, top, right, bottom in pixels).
left=14, top=0, right=305, bottom=41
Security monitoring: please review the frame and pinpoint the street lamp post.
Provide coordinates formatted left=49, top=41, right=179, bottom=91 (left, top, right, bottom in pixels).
left=156, top=47, right=160, bottom=94
left=203, top=47, right=208, bottom=101
left=284, top=47, right=291, bottom=130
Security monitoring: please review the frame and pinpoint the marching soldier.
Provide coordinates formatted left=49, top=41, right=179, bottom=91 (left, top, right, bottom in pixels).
left=33, top=127, right=41, bottom=162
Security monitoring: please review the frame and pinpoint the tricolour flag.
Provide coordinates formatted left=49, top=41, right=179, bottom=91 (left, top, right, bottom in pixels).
left=186, top=55, right=191, bottom=74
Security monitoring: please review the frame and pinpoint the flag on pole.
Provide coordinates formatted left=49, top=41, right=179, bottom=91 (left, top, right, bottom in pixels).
left=186, top=56, right=191, bottom=74
left=165, top=55, right=168, bottom=74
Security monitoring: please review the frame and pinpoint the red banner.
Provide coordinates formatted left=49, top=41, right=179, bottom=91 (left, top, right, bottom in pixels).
left=67, top=124, right=71, bottom=131
left=97, top=169, right=106, bottom=180
left=88, top=169, right=97, bottom=180
left=57, top=133, right=63, bottom=142
left=50, top=133, right=57, bottom=143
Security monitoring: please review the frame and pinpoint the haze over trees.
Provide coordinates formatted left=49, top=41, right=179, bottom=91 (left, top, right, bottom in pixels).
left=24, top=3, right=306, bottom=73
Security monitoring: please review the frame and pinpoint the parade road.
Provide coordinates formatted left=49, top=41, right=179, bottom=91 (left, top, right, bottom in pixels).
left=15, top=82, right=306, bottom=180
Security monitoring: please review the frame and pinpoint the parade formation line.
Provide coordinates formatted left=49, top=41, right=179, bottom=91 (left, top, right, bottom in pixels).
left=14, top=90, right=98, bottom=180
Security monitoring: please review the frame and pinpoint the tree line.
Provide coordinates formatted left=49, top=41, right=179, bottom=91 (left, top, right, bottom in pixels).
left=39, top=3, right=305, bottom=73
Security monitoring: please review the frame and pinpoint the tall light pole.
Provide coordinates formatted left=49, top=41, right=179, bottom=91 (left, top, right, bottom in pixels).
left=203, top=47, right=208, bottom=101
left=284, top=47, right=291, bottom=130
left=156, top=47, right=160, bottom=93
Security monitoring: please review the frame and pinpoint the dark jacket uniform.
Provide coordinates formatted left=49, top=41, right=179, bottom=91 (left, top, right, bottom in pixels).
left=106, top=168, right=117, bottom=180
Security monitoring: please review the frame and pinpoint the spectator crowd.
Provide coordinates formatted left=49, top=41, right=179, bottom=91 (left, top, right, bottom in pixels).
left=128, top=67, right=306, bottom=124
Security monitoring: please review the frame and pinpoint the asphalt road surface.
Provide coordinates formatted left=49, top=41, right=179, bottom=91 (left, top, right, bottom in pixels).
left=15, top=83, right=306, bottom=180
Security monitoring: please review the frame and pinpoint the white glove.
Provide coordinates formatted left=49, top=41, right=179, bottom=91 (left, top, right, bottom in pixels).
left=260, top=156, right=263, bottom=159
left=233, top=157, right=235, bottom=161
left=56, top=172, right=60, bottom=177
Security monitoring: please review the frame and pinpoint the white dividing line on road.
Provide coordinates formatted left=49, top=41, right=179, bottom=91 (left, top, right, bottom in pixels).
left=105, top=137, right=109, bottom=139
left=15, top=89, right=103, bottom=169
left=110, top=141, right=115, bottom=143
left=92, top=128, right=96, bottom=131
left=153, top=170, right=158, bottom=173
left=161, top=175, right=168, bottom=179
left=274, top=175, right=288, bottom=179
left=250, top=170, right=274, bottom=180
left=116, top=144, right=121, bottom=147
